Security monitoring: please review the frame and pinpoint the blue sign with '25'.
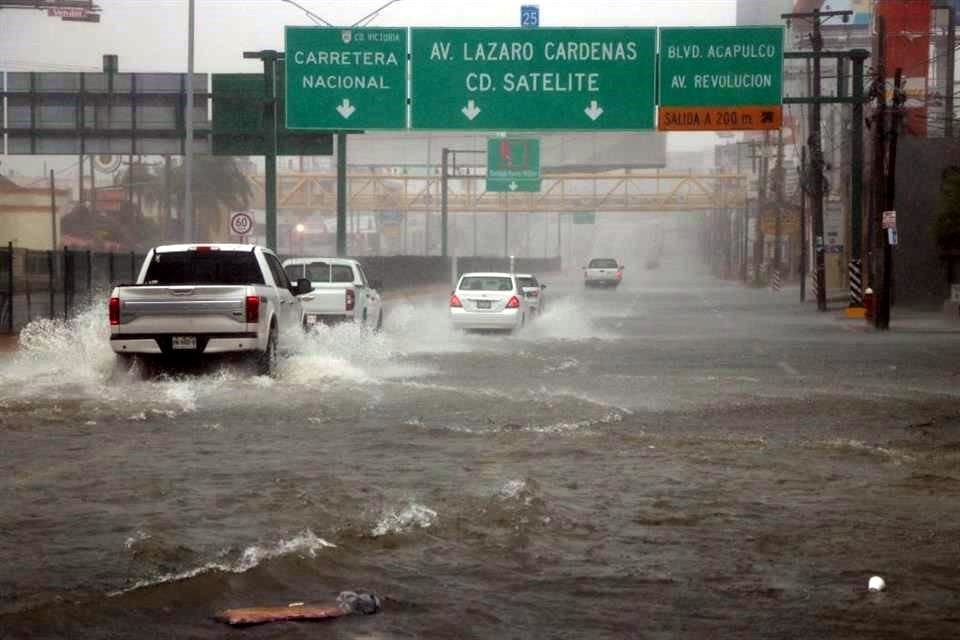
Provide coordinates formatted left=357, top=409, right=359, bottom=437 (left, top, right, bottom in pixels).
left=520, top=5, right=539, bottom=27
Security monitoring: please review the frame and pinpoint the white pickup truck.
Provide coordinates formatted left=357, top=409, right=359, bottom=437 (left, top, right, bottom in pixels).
left=109, top=244, right=313, bottom=375
left=282, top=257, right=383, bottom=331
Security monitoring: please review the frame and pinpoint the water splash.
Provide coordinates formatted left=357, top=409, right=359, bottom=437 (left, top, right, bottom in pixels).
left=521, top=296, right=614, bottom=342
left=371, top=503, right=438, bottom=537
left=111, top=529, right=335, bottom=596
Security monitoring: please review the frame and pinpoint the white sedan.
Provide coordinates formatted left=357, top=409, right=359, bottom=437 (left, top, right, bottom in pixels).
left=449, top=272, right=532, bottom=333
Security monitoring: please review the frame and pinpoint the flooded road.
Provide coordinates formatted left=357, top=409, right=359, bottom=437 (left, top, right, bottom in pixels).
left=3, top=251, right=960, bottom=638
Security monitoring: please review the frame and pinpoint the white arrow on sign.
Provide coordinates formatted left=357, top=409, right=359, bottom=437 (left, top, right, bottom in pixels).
left=584, top=100, right=604, bottom=121
left=508, top=181, right=519, bottom=191
left=336, top=98, right=356, bottom=120
left=461, top=99, right=481, bottom=121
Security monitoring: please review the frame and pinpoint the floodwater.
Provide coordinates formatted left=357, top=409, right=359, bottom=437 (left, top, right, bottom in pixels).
left=3, top=235, right=960, bottom=638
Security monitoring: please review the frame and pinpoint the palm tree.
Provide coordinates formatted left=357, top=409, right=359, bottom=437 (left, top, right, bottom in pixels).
left=174, top=156, right=253, bottom=240
left=118, top=156, right=252, bottom=242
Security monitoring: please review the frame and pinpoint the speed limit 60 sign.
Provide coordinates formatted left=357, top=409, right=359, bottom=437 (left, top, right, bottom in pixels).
left=229, top=211, right=255, bottom=237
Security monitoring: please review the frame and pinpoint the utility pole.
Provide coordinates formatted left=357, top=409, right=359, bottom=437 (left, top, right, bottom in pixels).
left=810, top=11, right=827, bottom=311
left=877, top=68, right=904, bottom=331
left=870, top=16, right=887, bottom=325
left=773, top=126, right=785, bottom=277
left=947, top=3, right=956, bottom=138
left=747, top=138, right=767, bottom=286
left=850, top=49, right=870, bottom=309
left=783, top=8, right=853, bottom=312
left=799, top=145, right=807, bottom=302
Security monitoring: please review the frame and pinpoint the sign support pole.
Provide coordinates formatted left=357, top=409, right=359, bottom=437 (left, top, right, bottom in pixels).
left=850, top=49, right=869, bottom=275
left=337, top=132, right=347, bottom=257
left=244, top=49, right=282, bottom=252
left=441, top=147, right=449, bottom=258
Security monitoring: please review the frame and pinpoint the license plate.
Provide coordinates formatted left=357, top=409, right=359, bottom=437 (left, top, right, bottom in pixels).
left=476, top=300, right=492, bottom=310
left=172, top=336, right=197, bottom=350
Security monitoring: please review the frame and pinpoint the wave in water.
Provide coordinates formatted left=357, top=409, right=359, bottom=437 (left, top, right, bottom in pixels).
left=371, top=503, right=438, bottom=537
left=111, top=529, right=335, bottom=596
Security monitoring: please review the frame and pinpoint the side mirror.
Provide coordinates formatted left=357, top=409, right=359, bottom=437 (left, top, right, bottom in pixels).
left=370, top=279, right=383, bottom=290
left=619, top=265, right=625, bottom=270
left=540, top=284, right=547, bottom=290
left=295, top=278, right=313, bottom=295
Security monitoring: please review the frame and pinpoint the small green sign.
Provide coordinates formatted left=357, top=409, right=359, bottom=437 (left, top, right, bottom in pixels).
left=486, top=178, right=541, bottom=192
left=573, top=212, right=596, bottom=224
left=487, top=138, right=539, bottom=179
left=658, top=26, right=784, bottom=107
left=212, top=71, right=332, bottom=156
left=410, top=27, right=657, bottom=130
left=285, top=26, right=407, bottom=130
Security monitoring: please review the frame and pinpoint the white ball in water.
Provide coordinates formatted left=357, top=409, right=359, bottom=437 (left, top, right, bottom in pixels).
left=868, top=576, right=886, bottom=592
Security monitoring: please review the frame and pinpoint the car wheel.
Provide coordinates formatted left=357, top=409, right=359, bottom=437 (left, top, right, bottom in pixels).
left=255, top=324, right=278, bottom=376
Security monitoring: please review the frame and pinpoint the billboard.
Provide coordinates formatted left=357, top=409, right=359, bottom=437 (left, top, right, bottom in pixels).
left=876, top=0, right=930, bottom=137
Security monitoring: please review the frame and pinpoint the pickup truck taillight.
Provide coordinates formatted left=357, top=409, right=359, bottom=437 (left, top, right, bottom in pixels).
left=109, top=296, right=120, bottom=325
left=245, top=295, right=260, bottom=323
left=345, top=289, right=355, bottom=312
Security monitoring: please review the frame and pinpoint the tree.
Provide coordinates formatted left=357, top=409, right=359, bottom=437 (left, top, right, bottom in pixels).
left=172, top=156, right=253, bottom=240
left=116, top=156, right=252, bottom=242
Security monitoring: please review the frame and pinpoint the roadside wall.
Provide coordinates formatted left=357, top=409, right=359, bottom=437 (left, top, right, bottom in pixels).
left=1, top=249, right=562, bottom=333
left=893, top=137, right=959, bottom=308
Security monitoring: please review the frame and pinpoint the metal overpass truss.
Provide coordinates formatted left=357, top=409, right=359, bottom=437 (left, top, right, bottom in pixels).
left=249, top=171, right=748, bottom=214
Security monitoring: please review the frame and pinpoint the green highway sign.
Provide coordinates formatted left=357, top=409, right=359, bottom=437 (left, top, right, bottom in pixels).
left=410, top=28, right=657, bottom=130
left=212, top=71, right=332, bottom=155
left=487, top=178, right=541, bottom=192
left=285, top=26, right=407, bottom=130
left=486, top=137, right=540, bottom=192
left=487, top=138, right=539, bottom=179
left=658, top=27, right=784, bottom=131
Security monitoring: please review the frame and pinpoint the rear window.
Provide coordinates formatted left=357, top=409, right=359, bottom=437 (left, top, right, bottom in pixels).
left=305, top=262, right=330, bottom=282
left=589, top=258, right=619, bottom=269
left=459, top=276, right=515, bottom=292
left=301, top=262, right=355, bottom=283
left=284, top=264, right=305, bottom=281
left=332, top=265, right=354, bottom=283
left=518, top=277, right=539, bottom=289
left=144, top=250, right=264, bottom=285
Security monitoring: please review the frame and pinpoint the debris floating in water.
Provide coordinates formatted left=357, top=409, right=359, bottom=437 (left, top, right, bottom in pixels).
left=868, top=576, right=886, bottom=592
left=215, top=591, right=381, bottom=626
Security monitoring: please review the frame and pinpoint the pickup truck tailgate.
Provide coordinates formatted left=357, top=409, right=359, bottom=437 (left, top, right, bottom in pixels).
left=299, top=285, right=352, bottom=314
left=115, top=285, right=252, bottom=334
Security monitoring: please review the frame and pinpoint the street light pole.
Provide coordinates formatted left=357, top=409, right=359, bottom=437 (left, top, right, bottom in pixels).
left=184, top=0, right=195, bottom=243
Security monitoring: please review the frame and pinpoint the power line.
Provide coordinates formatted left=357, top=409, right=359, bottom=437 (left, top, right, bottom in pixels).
left=279, top=0, right=333, bottom=26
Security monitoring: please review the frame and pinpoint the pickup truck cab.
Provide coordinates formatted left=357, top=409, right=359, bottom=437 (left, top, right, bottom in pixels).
left=109, top=244, right=312, bottom=375
left=282, top=257, right=383, bottom=331
left=584, top=258, right=624, bottom=288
